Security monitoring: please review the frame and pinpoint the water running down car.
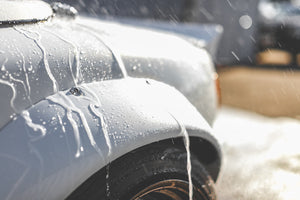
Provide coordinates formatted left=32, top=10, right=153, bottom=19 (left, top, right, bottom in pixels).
left=0, top=1, right=221, bottom=199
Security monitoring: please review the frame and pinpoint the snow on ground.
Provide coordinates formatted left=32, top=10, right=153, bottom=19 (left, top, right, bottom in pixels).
left=213, top=106, right=300, bottom=200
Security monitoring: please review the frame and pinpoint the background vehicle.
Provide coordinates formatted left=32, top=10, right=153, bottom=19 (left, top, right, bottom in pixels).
left=0, top=1, right=221, bottom=199
left=257, top=0, right=300, bottom=65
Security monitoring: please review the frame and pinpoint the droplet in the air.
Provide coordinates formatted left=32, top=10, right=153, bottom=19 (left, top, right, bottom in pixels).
left=239, top=15, right=252, bottom=30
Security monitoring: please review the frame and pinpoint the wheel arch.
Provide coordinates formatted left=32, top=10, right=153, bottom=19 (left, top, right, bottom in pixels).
left=66, top=134, right=221, bottom=199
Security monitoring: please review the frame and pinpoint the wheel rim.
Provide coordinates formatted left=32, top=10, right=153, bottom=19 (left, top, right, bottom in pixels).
left=130, top=179, right=207, bottom=200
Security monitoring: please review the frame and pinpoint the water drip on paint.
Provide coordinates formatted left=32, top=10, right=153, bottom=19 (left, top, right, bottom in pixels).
left=89, top=104, right=112, bottom=156
left=68, top=51, right=77, bottom=85
left=0, top=78, right=17, bottom=112
left=43, top=28, right=82, bottom=85
left=20, top=53, right=32, bottom=104
left=21, top=110, right=46, bottom=138
left=47, top=92, right=104, bottom=159
left=47, top=95, right=82, bottom=157
left=1, top=57, right=33, bottom=105
left=182, top=125, right=193, bottom=200
left=57, top=114, right=66, bottom=133
left=169, top=112, right=193, bottom=200
left=14, top=27, right=58, bottom=93
left=76, top=24, right=128, bottom=78
left=81, top=85, right=112, bottom=156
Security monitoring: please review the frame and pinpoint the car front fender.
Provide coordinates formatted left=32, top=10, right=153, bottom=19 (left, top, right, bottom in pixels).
left=0, top=77, right=220, bottom=200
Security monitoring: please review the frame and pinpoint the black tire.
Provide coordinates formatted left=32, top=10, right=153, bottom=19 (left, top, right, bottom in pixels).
left=67, top=143, right=216, bottom=200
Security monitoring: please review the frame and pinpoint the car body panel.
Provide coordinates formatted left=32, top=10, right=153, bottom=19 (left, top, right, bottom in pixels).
left=106, top=18, right=223, bottom=58
left=0, top=19, right=122, bottom=129
left=76, top=17, right=219, bottom=124
left=0, top=1, right=221, bottom=199
left=0, top=15, right=218, bottom=129
left=0, top=78, right=220, bottom=200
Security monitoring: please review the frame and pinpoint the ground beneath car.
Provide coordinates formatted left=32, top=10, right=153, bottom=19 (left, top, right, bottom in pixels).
left=218, top=66, right=300, bottom=119
left=214, top=106, right=300, bottom=200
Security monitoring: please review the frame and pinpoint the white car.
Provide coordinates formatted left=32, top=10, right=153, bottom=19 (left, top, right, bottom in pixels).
left=0, top=1, right=221, bottom=199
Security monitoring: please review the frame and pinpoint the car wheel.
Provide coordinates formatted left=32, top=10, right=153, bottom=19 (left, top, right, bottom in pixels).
left=67, top=142, right=216, bottom=200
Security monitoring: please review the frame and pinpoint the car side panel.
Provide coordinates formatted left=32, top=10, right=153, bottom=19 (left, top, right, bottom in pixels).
left=78, top=17, right=218, bottom=125
left=0, top=78, right=220, bottom=200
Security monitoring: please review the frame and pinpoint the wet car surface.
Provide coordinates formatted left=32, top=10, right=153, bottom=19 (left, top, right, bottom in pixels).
left=0, top=1, right=221, bottom=199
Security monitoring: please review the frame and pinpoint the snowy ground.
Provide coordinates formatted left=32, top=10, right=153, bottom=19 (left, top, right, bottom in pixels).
left=213, top=106, right=300, bottom=200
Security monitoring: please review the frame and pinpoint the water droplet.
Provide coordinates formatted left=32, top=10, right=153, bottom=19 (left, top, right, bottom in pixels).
left=132, top=66, right=137, bottom=71
left=1, top=65, right=5, bottom=71
left=239, top=15, right=252, bottom=30
left=231, top=51, right=240, bottom=61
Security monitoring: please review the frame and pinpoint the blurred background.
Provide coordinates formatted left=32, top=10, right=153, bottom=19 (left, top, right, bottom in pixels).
left=46, top=0, right=300, bottom=199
